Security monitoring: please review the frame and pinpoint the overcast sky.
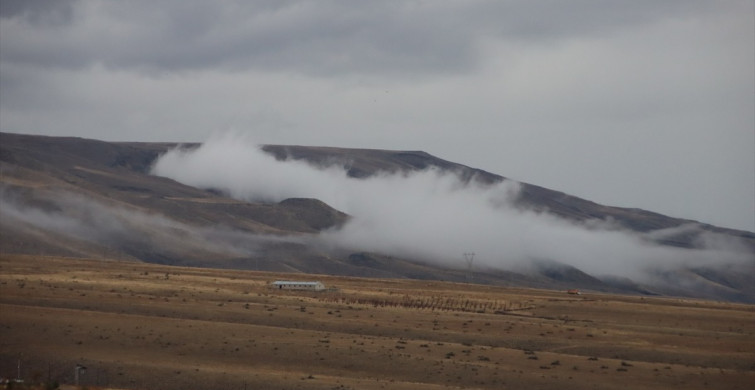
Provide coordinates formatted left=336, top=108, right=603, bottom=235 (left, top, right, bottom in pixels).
left=1, top=0, right=753, bottom=231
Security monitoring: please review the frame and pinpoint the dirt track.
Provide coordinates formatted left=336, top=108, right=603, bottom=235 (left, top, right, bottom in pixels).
left=1, top=255, right=753, bottom=389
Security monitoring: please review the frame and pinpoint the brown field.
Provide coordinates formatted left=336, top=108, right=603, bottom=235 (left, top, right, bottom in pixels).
left=1, top=255, right=753, bottom=390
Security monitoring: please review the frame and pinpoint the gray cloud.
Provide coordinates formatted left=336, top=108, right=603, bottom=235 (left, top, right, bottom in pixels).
left=0, top=0, right=722, bottom=76
left=1, top=0, right=752, bottom=232
left=0, top=0, right=77, bottom=26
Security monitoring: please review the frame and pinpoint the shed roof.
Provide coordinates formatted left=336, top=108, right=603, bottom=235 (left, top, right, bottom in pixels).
left=272, top=281, right=323, bottom=285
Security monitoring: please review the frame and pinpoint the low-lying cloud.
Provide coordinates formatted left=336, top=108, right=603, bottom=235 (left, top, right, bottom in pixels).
left=0, top=185, right=300, bottom=261
left=152, top=133, right=753, bottom=281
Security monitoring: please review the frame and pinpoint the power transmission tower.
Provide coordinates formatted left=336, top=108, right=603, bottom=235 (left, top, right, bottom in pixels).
left=463, top=252, right=475, bottom=283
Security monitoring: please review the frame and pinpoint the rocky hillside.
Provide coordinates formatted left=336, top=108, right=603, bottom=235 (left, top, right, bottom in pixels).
left=1, top=132, right=753, bottom=302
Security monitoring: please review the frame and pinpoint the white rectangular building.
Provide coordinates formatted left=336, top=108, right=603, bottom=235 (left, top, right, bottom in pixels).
left=270, top=280, right=325, bottom=291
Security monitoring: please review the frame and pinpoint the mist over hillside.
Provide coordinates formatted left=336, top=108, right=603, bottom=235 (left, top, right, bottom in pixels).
left=2, top=132, right=754, bottom=302
left=153, top=133, right=752, bottom=279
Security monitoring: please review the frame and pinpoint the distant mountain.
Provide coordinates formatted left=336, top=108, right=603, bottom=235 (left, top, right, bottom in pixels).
left=262, top=144, right=754, bottom=247
left=1, top=132, right=753, bottom=302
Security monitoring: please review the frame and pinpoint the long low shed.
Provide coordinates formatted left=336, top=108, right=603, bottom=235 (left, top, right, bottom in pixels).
left=270, top=281, right=326, bottom=291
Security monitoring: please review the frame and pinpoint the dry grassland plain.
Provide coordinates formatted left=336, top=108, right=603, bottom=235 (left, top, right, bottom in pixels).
left=1, top=255, right=754, bottom=390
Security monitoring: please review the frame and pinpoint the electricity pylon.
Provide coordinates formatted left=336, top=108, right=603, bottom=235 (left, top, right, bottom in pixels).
left=463, top=252, right=475, bottom=283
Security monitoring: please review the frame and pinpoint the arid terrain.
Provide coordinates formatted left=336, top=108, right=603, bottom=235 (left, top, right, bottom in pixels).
left=2, top=132, right=755, bottom=303
left=1, top=254, right=753, bottom=390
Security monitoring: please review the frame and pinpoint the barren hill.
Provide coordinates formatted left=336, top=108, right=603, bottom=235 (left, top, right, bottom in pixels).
left=1, top=132, right=753, bottom=302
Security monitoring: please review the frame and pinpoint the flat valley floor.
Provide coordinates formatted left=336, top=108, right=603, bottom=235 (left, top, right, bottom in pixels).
left=1, top=255, right=753, bottom=390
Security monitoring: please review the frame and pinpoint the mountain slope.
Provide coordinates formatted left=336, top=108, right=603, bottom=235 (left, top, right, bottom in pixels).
left=263, top=144, right=754, bottom=248
left=1, top=132, right=753, bottom=301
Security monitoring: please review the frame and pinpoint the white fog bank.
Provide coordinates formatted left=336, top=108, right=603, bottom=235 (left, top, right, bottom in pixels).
left=152, top=133, right=753, bottom=280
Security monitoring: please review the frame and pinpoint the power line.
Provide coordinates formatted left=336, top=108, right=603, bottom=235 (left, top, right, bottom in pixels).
left=463, top=252, right=475, bottom=282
